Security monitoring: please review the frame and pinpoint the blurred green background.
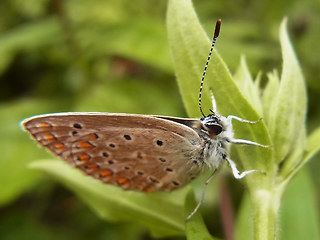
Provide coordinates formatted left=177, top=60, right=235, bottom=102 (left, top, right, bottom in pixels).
left=0, top=0, right=319, bottom=239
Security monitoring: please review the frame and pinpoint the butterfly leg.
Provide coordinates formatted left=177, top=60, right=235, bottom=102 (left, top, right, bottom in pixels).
left=225, top=157, right=259, bottom=179
left=226, top=115, right=270, bottom=147
left=186, top=168, right=218, bottom=221
left=230, top=138, right=270, bottom=148
left=227, top=115, right=262, bottom=124
left=187, top=157, right=261, bottom=221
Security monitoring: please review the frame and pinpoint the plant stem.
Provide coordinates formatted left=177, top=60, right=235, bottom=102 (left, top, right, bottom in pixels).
left=250, top=189, right=281, bottom=240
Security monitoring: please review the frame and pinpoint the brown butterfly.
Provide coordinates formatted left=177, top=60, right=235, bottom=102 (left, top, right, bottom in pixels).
left=21, top=20, right=267, bottom=219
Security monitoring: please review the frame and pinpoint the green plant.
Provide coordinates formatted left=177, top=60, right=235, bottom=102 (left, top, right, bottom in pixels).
left=14, top=0, right=320, bottom=239
left=168, top=0, right=320, bottom=239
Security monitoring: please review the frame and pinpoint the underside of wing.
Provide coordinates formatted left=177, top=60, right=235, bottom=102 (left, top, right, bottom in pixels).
left=22, top=113, right=205, bottom=192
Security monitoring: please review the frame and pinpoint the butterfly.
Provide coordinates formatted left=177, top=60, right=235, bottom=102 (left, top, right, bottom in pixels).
left=21, top=20, right=267, bottom=220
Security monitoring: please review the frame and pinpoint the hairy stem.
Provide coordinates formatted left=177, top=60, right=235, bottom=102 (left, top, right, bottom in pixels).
left=250, top=189, right=281, bottom=240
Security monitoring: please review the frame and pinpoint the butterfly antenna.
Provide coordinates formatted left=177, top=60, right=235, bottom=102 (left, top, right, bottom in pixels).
left=199, top=19, right=222, bottom=117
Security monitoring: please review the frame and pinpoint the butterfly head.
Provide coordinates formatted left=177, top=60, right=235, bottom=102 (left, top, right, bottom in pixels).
left=200, top=113, right=225, bottom=139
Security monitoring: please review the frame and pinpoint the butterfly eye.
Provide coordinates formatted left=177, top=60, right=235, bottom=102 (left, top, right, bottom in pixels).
left=205, top=124, right=223, bottom=138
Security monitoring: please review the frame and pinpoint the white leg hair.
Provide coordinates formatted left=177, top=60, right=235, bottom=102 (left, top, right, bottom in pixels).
left=231, top=138, right=270, bottom=148
left=227, top=115, right=262, bottom=124
left=186, top=157, right=261, bottom=221
left=226, top=115, right=270, bottom=147
left=225, top=157, right=259, bottom=179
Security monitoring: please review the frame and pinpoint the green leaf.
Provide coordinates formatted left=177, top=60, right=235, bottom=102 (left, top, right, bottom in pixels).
left=184, top=191, right=219, bottom=240
left=254, top=71, right=262, bottom=91
left=305, top=127, right=320, bottom=163
left=167, top=0, right=272, bottom=189
left=167, top=0, right=215, bottom=118
left=287, top=126, right=320, bottom=179
left=279, top=127, right=306, bottom=182
left=262, top=69, right=280, bottom=122
left=233, top=56, right=263, bottom=115
left=268, top=18, right=307, bottom=163
left=30, top=160, right=187, bottom=238
left=279, top=169, right=320, bottom=240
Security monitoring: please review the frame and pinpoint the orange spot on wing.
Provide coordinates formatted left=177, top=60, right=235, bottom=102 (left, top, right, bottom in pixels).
left=43, top=133, right=55, bottom=140
left=100, top=169, right=113, bottom=177
left=54, top=142, right=67, bottom=153
left=88, top=133, right=98, bottom=140
left=78, top=153, right=90, bottom=161
left=86, top=163, right=98, bottom=170
left=35, top=132, right=56, bottom=145
left=37, top=122, right=51, bottom=128
left=117, top=177, right=129, bottom=185
left=78, top=141, right=94, bottom=149
left=55, top=143, right=64, bottom=148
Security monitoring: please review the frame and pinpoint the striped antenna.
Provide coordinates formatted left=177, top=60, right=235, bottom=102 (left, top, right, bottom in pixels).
left=199, top=19, right=221, bottom=117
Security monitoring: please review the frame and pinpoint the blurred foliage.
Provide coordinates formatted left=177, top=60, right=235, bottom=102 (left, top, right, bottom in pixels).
left=0, top=0, right=319, bottom=239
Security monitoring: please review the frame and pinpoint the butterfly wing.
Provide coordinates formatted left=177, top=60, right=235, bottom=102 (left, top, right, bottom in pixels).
left=22, top=113, right=205, bottom=192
